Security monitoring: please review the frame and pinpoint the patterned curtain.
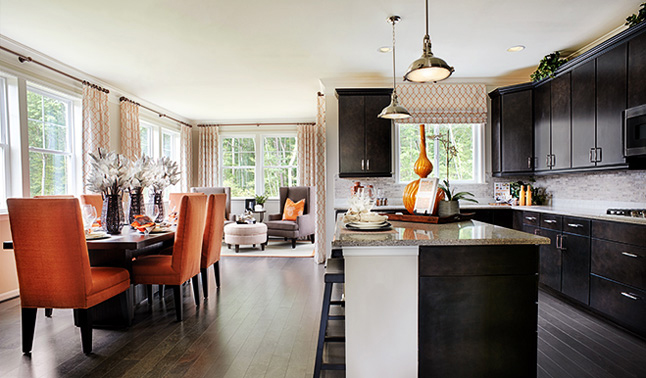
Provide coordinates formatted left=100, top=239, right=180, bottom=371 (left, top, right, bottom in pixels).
left=81, top=84, right=109, bottom=191
left=120, top=100, right=140, bottom=160
left=297, top=94, right=327, bottom=263
left=180, top=124, right=193, bottom=191
left=198, top=125, right=219, bottom=186
left=396, top=83, right=487, bottom=124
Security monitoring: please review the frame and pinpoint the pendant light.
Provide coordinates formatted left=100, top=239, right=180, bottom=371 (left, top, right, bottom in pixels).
left=379, top=16, right=411, bottom=120
left=404, top=0, right=454, bottom=83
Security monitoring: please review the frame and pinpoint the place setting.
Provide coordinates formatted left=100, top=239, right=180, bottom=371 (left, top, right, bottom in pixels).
left=342, top=191, right=392, bottom=232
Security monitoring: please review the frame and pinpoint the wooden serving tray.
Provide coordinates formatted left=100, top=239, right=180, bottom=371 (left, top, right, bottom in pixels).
left=384, top=212, right=475, bottom=224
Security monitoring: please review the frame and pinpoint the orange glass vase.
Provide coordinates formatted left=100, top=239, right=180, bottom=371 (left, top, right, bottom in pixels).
left=403, top=125, right=435, bottom=214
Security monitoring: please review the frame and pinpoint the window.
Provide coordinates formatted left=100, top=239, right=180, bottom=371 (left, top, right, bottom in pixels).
left=161, top=129, right=180, bottom=162
left=27, top=86, right=75, bottom=196
left=222, top=137, right=256, bottom=197
left=140, top=120, right=181, bottom=195
left=140, top=123, right=153, bottom=157
left=0, top=77, right=8, bottom=209
left=220, top=133, right=298, bottom=198
left=397, top=123, right=484, bottom=184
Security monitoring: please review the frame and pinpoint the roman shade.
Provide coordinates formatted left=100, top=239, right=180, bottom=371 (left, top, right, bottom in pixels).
left=395, top=83, right=487, bottom=124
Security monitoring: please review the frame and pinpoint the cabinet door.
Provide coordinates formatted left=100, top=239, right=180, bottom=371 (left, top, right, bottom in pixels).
left=491, top=95, right=502, bottom=174
left=596, top=43, right=627, bottom=167
left=364, top=95, right=392, bottom=176
left=561, top=233, right=590, bottom=304
left=338, top=95, right=366, bottom=175
left=534, top=82, right=552, bottom=171
left=571, top=60, right=597, bottom=169
left=551, top=73, right=572, bottom=170
left=628, top=31, right=646, bottom=108
left=501, top=90, right=533, bottom=173
left=538, top=228, right=562, bottom=291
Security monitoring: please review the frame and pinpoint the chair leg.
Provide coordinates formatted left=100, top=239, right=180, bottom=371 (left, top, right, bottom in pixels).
left=235, top=244, right=239, bottom=253
left=45, top=308, right=53, bottom=317
left=172, top=285, right=183, bottom=321
left=314, top=282, right=333, bottom=377
left=201, top=267, right=209, bottom=299
left=21, top=308, right=37, bottom=354
left=311, top=234, right=315, bottom=244
left=191, top=275, right=200, bottom=306
left=73, top=309, right=92, bottom=355
left=214, top=261, right=220, bottom=288
left=159, top=284, right=165, bottom=299
left=292, top=238, right=296, bottom=249
left=146, top=285, right=153, bottom=308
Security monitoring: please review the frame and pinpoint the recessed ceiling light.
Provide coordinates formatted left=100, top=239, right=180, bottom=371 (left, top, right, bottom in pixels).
left=379, top=46, right=392, bottom=53
left=507, top=45, right=525, bottom=52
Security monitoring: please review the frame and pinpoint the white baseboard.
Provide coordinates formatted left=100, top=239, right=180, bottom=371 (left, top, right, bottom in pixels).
left=0, top=289, right=19, bottom=302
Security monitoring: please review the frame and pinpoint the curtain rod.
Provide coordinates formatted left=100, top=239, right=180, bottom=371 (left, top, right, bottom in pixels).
left=197, top=122, right=315, bottom=127
left=1, top=45, right=193, bottom=127
left=119, top=96, right=192, bottom=128
left=0, top=45, right=109, bottom=93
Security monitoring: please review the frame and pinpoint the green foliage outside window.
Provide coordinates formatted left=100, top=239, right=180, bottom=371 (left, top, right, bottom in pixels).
left=263, top=136, right=297, bottom=197
left=27, top=90, right=71, bottom=197
left=222, top=137, right=256, bottom=197
left=399, top=124, right=475, bottom=183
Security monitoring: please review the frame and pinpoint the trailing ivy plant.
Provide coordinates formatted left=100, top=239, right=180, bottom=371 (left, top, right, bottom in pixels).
left=530, top=51, right=568, bottom=82
left=626, top=2, right=646, bottom=27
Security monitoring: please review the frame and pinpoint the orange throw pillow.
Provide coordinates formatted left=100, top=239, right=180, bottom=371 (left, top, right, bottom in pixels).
left=282, top=198, right=305, bottom=221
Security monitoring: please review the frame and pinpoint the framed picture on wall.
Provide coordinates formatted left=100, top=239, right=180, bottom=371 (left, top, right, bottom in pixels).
left=414, top=178, right=439, bottom=215
left=244, top=198, right=256, bottom=212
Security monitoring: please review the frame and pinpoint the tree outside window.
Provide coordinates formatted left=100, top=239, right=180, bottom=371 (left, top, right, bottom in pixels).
left=27, top=87, right=73, bottom=196
left=399, top=123, right=478, bottom=183
left=263, top=136, right=297, bottom=197
left=222, top=137, right=256, bottom=197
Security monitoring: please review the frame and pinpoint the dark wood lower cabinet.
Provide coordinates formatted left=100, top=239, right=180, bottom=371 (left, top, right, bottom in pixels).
left=538, top=228, right=562, bottom=291
left=590, top=274, right=646, bottom=336
left=418, top=245, right=539, bottom=377
left=560, top=233, right=590, bottom=304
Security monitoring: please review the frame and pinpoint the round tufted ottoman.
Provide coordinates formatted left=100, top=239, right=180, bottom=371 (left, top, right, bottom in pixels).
left=224, top=222, right=268, bottom=252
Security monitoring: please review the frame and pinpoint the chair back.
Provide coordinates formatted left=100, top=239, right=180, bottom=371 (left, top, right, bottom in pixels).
left=34, top=195, right=74, bottom=198
left=172, top=195, right=207, bottom=282
left=80, top=194, right=103, bottom=215
left=7, top=198, right=93, bottom=308
left=169, top=192, right=204, bottom=215
left=279, top=186, right=313, bottom=215
left=201, top=194, right=226, bottom=268
left=191, top=187, right=231, bottom=220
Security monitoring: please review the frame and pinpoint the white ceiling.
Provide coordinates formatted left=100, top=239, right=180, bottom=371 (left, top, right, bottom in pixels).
left=0, top=0, right=642, bottom=123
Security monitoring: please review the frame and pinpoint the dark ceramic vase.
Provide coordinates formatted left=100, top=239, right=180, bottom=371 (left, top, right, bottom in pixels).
left=128, top=188, right=144, bottom=226
left=102, top=194, right=123, bottom=235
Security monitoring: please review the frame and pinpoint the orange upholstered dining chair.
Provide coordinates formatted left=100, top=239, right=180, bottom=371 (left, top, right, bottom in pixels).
left=200, top=194, right=226, bottom=298
left=7, top=198, right=131, bottom=355
left=131, top=194, right=207, bottom=321
left=80, top=194, right=103, bottom=216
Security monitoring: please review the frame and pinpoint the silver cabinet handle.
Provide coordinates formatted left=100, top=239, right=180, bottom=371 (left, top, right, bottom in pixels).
left=621, top=252, right=639, bottom=258
left=551, top=154, right=556, bottom=167
left=534, top=229, right=541, bottom=235
left=567, top=223, right=583, bottom=228
left=367, top=159, right=370, bottom=170
left=596, top=147, right=602, bottom=163
left=621, top=292, right=640, bottom=300
left=544, top=219, right=557, bottom=224
left=589, top=148, right=595, bottom=163
left=361, top=159, right=364, bottom=170
left=525, top=216, right=537, bottom=221
left=527, top=156, right=532, bottom=169
left=546, top=155, right=551, bottom=168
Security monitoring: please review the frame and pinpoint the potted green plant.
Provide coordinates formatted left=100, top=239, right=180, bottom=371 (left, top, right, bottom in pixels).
left=254, top=193, right=268, bottom=211
left=430, top=132, right=477, bottom=217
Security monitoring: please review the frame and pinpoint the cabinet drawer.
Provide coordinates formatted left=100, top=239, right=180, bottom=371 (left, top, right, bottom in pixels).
left=522, top=211, right=540, bottom=226
left=562, top=216, right=590, bottom=236
left=592, top=220, right=646, bottom=247
left=591, top=239, right=646, bottom=291
left=540, top=213, right=562, bottom=231
left=590, top=275, right=646, bottom=337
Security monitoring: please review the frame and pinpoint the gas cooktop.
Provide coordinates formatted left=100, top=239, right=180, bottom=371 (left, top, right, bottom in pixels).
left=606, top=209, right=646, bottom=217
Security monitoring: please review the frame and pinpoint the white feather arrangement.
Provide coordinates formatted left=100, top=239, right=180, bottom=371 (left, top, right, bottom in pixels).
left=86, top=148, right=131, bottom=195
left=150, top=156, right=181, bottom=192
left=128, top=155, right=154, bottom=190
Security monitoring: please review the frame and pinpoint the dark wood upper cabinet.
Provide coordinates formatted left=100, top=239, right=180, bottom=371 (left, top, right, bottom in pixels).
left=489, top=84, right=533, bottom=176
left=596, top=43, right=627, bottom=168
left=571, top=59, right=597, bottom=169
left=628, top=30, right=646, bottom=108
left=336, top=88, right=392, bottom=177
left=534, top=82, right=552, bottom=172
left=551, top=73, right=572, bottom=170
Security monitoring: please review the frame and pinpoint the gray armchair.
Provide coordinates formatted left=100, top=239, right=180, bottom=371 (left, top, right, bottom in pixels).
left=265, top=186, right=315, bottom=248
left=190, top=187, right=233, bottom=225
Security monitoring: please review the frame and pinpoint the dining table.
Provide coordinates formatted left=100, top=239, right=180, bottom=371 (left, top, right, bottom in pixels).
left=3, top=226, right=176, bottom=326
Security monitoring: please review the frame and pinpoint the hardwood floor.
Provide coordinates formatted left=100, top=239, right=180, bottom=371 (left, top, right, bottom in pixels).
left=0, top=256, right=643, bottom=377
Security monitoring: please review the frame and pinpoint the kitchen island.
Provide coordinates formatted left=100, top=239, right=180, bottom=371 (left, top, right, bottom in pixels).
left=332, top=219, right=550, bottom=378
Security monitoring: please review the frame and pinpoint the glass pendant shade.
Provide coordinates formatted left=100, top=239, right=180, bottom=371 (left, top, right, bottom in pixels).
left=379, top=15, right=411, bottom=120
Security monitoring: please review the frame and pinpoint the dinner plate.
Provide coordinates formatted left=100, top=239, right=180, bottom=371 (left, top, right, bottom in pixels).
left=150, top=228, right=172, bottom=234
left=347, top=221, right=389, bottom=228
left=86, top=232, right=109, bottom=240
left=345, top=222, right=392, bottom=231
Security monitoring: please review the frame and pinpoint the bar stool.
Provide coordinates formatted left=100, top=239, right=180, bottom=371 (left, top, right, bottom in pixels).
left=314, top=256, right=345, bottom=377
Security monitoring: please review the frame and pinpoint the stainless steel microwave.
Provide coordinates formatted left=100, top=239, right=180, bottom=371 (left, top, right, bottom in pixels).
left=625, top=104, right=646, bottom=157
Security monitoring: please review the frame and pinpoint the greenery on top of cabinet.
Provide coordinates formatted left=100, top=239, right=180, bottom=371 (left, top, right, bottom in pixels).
left=626, top=3, right=646, bottom=27
left=530, top=52, right=568, bottom=82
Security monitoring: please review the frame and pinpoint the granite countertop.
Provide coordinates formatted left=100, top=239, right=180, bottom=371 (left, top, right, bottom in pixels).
left=332, top=219, right=550, bottom=247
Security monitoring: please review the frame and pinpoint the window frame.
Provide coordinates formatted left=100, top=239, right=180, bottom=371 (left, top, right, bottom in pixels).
left=26, top=84, right=78, bottom=197
left=0, top=76, right=10, bottom=210
left=219, top=130, right=298, bottom=199
left=395, top=122, right=485, bottom=185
